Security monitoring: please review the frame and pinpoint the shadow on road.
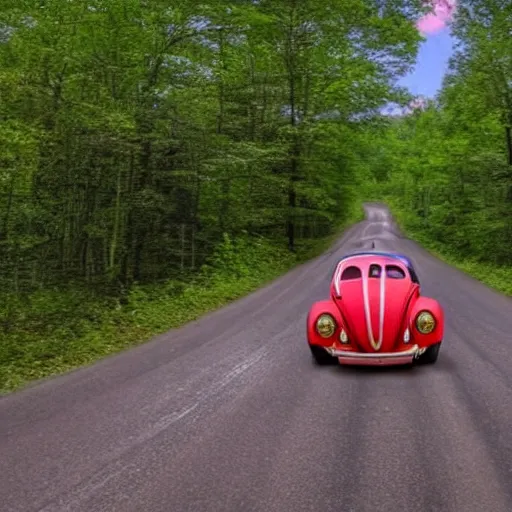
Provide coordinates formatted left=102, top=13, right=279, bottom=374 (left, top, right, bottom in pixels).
left=314, top=351, right=456, bottom=376
left=332, top=364, right=416, bottom=376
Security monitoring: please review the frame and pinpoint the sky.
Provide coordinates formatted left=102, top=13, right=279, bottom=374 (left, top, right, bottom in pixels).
left=399, top=0, right=456, bottom=98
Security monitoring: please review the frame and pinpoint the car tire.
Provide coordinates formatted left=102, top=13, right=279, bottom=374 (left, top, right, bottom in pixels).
left=417, top=342, right=441, bottom=365
left=310, top=345, right=337, bottom=365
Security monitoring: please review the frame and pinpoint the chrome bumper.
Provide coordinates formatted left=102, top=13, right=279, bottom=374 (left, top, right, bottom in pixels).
left=325, top=344, right=426, bottom=366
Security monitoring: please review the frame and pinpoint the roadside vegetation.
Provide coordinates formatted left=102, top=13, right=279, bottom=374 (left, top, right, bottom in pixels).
left=0, top=224, right=361, bottom=393
left=384, top=198, right=512, bottom=297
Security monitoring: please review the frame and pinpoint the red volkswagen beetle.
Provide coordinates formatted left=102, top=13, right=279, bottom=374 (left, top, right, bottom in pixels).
left=307, top=251, right=444, bottom=366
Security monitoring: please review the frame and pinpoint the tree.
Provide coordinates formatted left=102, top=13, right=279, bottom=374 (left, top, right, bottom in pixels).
left=0, top=0, right=424, bottom=306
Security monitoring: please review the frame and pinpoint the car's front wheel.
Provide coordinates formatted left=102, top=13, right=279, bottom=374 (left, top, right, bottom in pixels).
left=417, top=342, right=441, bottom=365
left=310, top=345, right=337, bottom=365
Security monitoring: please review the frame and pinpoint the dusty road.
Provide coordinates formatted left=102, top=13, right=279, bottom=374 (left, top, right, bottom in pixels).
left=1, top=204, right=512, bottom=512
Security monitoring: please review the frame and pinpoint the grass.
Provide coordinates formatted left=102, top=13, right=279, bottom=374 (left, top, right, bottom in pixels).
left=0, top=208, right=364, bottom=394
left=384, top=198, right=512, bottom=297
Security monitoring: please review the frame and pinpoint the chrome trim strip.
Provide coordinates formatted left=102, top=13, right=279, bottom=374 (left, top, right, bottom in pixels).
left=325, top=344, right=426, bottom=359
left=334, top=262, right=342, bottom=296
left=362, top=268, right=375, bottom=348
left=377, top=267, right=386, bottom=351
left=362, top=262, right=386, bottom=351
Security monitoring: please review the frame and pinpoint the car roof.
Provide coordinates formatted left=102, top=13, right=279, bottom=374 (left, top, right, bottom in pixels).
left=339, top=251, right=415, bottom=269
left=334, top=250, right=420, bottom=285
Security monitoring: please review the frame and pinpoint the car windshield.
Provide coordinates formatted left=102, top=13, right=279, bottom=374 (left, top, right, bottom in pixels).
left=338, top=259, right=413, bottom=282
left=368, top=264, right=406, bottom=279
left=341, top=266, right=362, bottom=280
left=386, top=265, right=406, bottom=279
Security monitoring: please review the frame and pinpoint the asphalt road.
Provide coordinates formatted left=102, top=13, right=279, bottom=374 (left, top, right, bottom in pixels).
left=1, top=204, right=512, bottom=512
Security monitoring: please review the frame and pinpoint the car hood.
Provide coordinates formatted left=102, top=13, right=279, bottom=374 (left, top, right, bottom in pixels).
left=334, top=277, right=417, bottom=352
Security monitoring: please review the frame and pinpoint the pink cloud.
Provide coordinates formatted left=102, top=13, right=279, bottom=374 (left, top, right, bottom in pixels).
left=417, top=0, right=456, bottom=35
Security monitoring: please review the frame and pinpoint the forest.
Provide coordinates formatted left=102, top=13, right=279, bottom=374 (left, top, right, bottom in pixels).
left=365, top=0, right=512, bottom=294
left=0, top=0, right=510, bottom=391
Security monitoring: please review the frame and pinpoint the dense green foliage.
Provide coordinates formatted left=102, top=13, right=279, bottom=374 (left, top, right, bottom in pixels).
left=0, top=233, right=321, bottom=392
left=0, top=1, right=425, bottom=390
left=363, top=0, right=512, bottom=294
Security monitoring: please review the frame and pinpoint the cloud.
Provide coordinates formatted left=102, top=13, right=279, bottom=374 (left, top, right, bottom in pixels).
left=417, top=0, right=456, bottom=35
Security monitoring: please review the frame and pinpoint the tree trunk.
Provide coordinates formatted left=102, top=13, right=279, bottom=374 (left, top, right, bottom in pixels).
left=286, top=3, right=298, bottom=252
left=506, top=126, right=512, bottom=166
left=109, top=164, right=122, bottom=276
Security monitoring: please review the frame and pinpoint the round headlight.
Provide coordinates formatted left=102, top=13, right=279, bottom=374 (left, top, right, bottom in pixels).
left=316, top=314, right=336, bottom=338
left=416, top=311, right=436, bottom=334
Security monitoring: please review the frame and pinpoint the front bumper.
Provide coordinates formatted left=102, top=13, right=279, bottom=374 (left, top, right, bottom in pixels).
left=325, top=344, right=427, bottom=366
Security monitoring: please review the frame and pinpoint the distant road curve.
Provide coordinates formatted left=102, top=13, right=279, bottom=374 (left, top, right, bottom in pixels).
left=1, top=203, right=512, bottom=512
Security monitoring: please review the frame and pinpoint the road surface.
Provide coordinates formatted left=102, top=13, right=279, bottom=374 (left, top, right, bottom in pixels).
left=1, top=204, right=512, bottom=512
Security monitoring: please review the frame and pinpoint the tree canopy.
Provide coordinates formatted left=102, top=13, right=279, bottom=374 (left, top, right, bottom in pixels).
left=0, top=0, right=424, bottom=295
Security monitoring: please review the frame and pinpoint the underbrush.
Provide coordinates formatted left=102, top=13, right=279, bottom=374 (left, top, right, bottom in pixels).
left=0, top=236, right=288, bottom=393
left=0, top=212, right=363, bottom=394
left=384, top=197, right=512, bottom=297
